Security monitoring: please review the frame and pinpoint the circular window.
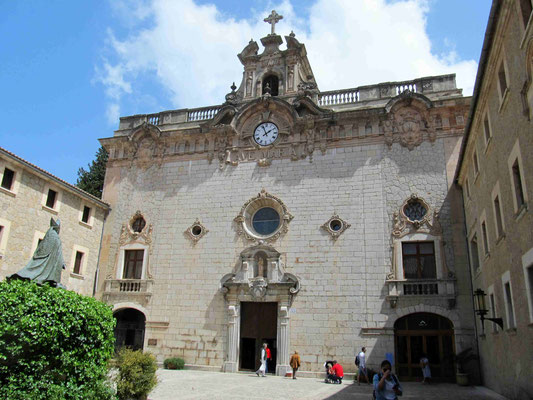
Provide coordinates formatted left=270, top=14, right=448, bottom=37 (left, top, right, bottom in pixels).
left=403, top=199, right=428, bottom=222
left=252, top=207, right=281, bottom=235
left=191, top=225, right=203, bottom=236
left=131, top=216, right=146, bottom=233
left=329, top=219, right=343, bottom=231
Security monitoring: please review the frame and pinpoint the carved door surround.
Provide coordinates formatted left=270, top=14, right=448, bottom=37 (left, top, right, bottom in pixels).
left=220, top=243, right=300, bottom=375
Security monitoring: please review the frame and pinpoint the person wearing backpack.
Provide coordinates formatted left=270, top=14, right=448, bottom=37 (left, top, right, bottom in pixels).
left=355, top=347, right=370, bottom=385
left=373, top=360, right=402, bottom=400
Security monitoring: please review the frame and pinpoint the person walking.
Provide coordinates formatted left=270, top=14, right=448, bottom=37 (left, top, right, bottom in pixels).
left=373, top=360, right=402, bottom=400
left=265, top=344, right=272, bottom=374
left=255, top=343, right=267, bottom=377
left=289, top=351, right=301, bottom=379
left=420, top=353, right=431, bottom=384
left=356, top=347, right=370, bottom=385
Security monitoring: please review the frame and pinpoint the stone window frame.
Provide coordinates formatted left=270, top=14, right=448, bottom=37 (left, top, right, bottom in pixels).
left=496, top=52, right=510, bottom=112
left=472, top=148, right=480, bottom=180
left=522, top=247, right=533, bottom=323
left=490, top=181, right=506, bottom=241
left=0, top=217, right=11, bottom=260
left=468, top=229, right=481, bottom=273
left=394, top=232, right=445, bottom=282
left=487, top=284, right=499, bottom=333
left=78, top=202, right=94, bottom=228
left=479, top=210, right=490, bottom=260
left=501, top=270, right=517, bottom=330
left=185, top=219, right=209, bottom=243
left=482, top=109, right=493, bottom=151
left=464, top=177, right=471, bottom=202
left=69, top=244, right=89, bottom=278
left=516, top=0, right=533, bottom=37
left=0, top=159, right=21, bottom=197
left=41, top=183, right=62, bottom=214
left=234, top=189, right=293, bottom=243
left=116, top=243, right=149, bottom=280
left=507, top=139, right=529, bottom=215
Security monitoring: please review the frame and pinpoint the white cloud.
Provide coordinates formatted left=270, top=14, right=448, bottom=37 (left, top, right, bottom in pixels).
left=97, top=0, right=478, bottom=124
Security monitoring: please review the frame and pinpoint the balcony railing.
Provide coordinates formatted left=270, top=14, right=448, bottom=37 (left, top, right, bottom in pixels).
left=104, top=279, right=153, bottom=294
left=187, top=106, right=221, bottom=122
left=387, top=278, right=455, bottom=298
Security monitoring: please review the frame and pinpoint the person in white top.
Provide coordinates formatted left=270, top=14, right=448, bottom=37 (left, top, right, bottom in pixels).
left=255, top=343, right=267, bottom=377
left=420, top=353, right=431, bottom=384
left=356, top=347, right=370, bottom=385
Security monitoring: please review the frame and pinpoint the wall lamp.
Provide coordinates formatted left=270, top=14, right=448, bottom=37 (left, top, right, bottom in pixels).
left=473, top=288, right=504, bottom=330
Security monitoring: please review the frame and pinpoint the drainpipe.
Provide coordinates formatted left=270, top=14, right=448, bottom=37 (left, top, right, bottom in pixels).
left=93, top=208, right=110, bottom=297
left=456, top=182, right=483, bottom=385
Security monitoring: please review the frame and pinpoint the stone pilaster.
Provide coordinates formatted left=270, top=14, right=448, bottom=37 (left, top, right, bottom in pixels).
left=275, top=305, right=290, bottom=376
left=223, top=304, right=240, bottom=373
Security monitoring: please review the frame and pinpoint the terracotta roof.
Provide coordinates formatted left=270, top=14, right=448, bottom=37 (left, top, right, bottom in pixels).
left=0, top=146, right=110, bottom=209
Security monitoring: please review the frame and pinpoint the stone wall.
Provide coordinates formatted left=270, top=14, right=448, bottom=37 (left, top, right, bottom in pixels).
left=98, top=134, right=475, bottom=373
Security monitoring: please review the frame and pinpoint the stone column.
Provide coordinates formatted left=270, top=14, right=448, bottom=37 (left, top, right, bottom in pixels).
left=223, top=304, right=240, bottom=372
left=276, top=305, right=290, bottom=376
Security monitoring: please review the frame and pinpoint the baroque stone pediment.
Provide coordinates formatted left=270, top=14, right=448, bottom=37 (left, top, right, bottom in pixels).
left=392, top=195, right=442, bottom=238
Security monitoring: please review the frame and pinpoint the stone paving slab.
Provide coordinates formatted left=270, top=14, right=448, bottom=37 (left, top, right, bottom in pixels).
left=148, top=370, right=509, bottom=400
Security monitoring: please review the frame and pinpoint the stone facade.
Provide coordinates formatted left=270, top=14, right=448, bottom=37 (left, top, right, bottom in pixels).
left=456, top=1, right=533, bottom=399
left=0, top=147, right=109, bottom=295
left=97, top=17, right=475, bottom=379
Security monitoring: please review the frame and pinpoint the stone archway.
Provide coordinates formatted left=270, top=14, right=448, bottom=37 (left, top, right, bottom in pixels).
left=394, top=312, right=455, bottom=382
left=113, top=308, right=146, bottom=351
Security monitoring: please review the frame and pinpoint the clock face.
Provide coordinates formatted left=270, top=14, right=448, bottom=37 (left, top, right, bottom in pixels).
left=253, top=122, right=279, bottom=146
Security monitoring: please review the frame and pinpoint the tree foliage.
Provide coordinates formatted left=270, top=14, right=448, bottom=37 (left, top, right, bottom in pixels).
left=0, top=279, right=116, bottom=400
left=76, top=146, right=108, bottom=198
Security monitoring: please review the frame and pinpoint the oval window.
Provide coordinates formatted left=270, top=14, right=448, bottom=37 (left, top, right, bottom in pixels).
left=329, top=219, right=343, bottom=231
left=131, top=216, right=146, bottom=233
left=403, top=200, right=427, bottom=222
left=191, top=225, right=203, bottom=236
left=252, top=207, right=281, bottom=235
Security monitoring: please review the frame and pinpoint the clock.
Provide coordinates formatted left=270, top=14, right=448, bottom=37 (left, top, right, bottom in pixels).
left=253, top=122, right=279, bottom=146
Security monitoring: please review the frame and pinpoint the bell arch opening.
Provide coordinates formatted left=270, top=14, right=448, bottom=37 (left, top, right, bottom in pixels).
left=262, top=75, right=279, bottom=96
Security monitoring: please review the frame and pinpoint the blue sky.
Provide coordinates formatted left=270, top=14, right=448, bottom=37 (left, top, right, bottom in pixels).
left=0, top=0, right=491, bottom=184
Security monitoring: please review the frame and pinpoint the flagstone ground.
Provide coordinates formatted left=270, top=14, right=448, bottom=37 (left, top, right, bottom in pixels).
left=148, top=369, right=509, bottom=400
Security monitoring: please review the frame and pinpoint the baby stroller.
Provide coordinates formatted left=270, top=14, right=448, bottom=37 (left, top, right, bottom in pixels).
left=323, top=360, right=342, bottom=384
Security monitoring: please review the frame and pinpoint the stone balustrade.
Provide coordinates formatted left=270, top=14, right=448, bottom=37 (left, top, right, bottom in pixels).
left=187, top=106, right=221, bottom=122
left=104, top=279, right=154, bottom=294
left=387, top=278, right=456, bottom=299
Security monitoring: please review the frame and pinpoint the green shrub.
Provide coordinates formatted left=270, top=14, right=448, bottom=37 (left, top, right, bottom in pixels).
left=0, top=279, right=116, bottom=400
left=164, top=357, right=185, bottom=370
left=115, top=348, right=158, bottom=400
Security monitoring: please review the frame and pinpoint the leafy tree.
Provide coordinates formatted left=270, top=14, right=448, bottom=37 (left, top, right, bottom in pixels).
left=76, top=146, right=108, bottom=198
left=0, top=279, right=116, bottom=400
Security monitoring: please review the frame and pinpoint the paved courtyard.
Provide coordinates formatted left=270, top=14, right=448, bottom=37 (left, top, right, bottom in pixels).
left=148, top=370, right=509, bottom=400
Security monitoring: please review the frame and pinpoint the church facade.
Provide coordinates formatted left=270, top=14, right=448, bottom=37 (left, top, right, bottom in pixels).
left=97, top=14, right=476, bottom=379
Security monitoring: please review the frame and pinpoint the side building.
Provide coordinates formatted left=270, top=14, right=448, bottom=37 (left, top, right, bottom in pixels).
left=455, top=1, right=533, bottom=399
left=97, top=17, right=476, bottom=381
left=0, top=147, right=109, bottom=295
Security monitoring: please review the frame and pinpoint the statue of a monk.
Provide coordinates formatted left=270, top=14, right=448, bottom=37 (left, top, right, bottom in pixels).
left=9, top=218, right=65, bottom=286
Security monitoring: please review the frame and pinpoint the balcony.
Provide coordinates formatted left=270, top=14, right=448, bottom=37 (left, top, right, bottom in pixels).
left=386, top=278, right=456, bottom=308
left=102, top=279, right=154, bottom=307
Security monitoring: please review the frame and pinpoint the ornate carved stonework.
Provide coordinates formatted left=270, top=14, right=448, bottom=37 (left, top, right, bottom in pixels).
left=321, top=214, right=351, bottom=240
left=392, top=195, right=442, bottom=238
left=119, top=210, right=154, bottom=246
left=234, top=189, right=293, bottom=243
left=248, top=277, right=268, bottom=298
left=184, top=219, right=209, bottom=243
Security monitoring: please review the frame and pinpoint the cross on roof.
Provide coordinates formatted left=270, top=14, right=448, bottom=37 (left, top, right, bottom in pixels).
left=264, top=10, right=283, bottom=35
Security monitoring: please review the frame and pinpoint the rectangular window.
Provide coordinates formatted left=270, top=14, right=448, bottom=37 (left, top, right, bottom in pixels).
left=489, top=292, right=498, bottom=333
left=498, top=61, right=508, bottom=96
left=465, top=178, right=470, bottom=199
left=493, top=195, right=504, bottom=238
left=402, top=241, right=436, bottom=279
left=473, top=151, right=480, bottom=176
left=124, top=250, right=144, bottom=279
left=45, top=189, right=57, bottom=209
left=519, top=0, right=533, bottom=28
left=504, top=281, right=516, bottom=329
left=1, top=168, right=15, bottom=190
left=481, top=221, right=489, bottom=256
left=81, top=206, right=91, bottom=223
left=470, top=234, right=480, bottom=271
left=512, top=160, right=525, bottom=209
left=73, top=251, right=84, bottom=275
left=483, top=115, right=491, bottom=145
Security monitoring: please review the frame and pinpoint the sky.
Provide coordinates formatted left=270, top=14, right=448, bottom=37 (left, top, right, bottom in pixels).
left=0, top=0, right=492, bottom=184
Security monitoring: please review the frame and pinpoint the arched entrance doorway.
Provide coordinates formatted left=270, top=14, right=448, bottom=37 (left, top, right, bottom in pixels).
left=113, top=308, right=146, bottom=351
left=394, top=313, right=455, bottom=382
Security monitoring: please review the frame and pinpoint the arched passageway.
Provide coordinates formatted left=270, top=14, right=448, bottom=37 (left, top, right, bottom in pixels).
left=394, top=312, right=455, bottom=381
left=113, top=308, right=146, bottom=351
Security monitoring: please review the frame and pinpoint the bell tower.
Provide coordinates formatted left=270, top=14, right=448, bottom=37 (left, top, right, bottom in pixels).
left=235, top=10, right=319, bottom=101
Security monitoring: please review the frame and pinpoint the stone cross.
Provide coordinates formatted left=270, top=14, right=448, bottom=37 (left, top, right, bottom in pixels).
left=264, top=10, right=283, bottom=35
